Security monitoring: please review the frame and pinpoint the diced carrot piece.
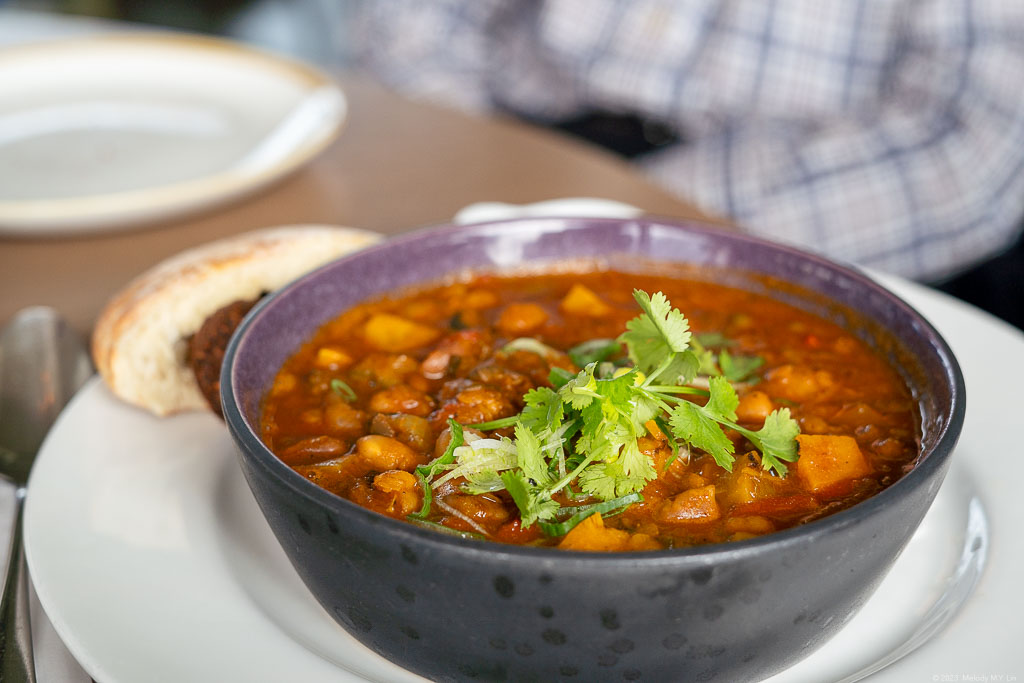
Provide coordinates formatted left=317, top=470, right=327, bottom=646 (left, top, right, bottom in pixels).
left=363, top=313, right=440, bottom=352
left=796, top=434, right=871, bottom=492
left=559, top=284, right=612, bottom=317
left=496, top=303, right=549, bottom=334
left=558, top=513, right=630, bottom=551
left=655, top=485, right=721, bottom=525
left=644, top=419, right=667, bottom=441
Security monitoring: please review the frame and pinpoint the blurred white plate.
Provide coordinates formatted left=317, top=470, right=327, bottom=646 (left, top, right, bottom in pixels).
left=21, top=276, right=1023, bottom=682
left=0, top=34, right=345, bottom=234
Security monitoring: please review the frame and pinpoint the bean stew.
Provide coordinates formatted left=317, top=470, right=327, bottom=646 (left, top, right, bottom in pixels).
left=259, top=268, right=919, bottom=551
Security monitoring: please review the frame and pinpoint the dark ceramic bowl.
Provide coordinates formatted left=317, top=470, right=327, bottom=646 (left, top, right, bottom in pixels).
left=222, top=217, right=965, bottom=682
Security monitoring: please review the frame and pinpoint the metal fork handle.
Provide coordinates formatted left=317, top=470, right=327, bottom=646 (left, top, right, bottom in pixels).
left=0, top=490, right=36, bottom=683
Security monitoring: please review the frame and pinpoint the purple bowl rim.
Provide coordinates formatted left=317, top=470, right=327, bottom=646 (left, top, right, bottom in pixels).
left=222, top=215, right=966, bottom=562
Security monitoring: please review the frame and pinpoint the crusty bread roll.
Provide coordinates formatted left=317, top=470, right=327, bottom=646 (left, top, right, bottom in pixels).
left=92, top=225, right=382, bottom=416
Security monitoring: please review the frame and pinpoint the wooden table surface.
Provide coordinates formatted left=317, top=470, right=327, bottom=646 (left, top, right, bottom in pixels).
left=0, top=73, right=722, bottom=337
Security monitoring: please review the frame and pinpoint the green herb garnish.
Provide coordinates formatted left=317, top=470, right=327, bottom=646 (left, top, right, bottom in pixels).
left=329, top=378, right=357, bottom=402
left=537, top=492, right=643, bottom=537
left=567, top=338, right=621, bottom=367
left=410, top=418, right=465, bottom=519
left=409, top=289, right=801, bottom=538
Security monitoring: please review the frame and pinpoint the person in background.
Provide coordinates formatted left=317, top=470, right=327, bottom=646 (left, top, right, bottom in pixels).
left=346, top=0, right=1024, bottom=327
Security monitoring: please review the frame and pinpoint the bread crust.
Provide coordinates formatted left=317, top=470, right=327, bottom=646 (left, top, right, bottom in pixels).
left=92, top=225, right=381, bottom=415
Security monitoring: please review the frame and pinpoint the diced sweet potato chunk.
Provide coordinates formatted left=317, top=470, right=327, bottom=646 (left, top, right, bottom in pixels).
left=796, top=434, right=871, bottom=492
left=764, top=365, right=834, bottom=402
left=363, top=313, right=440, bottom=352
left=655, top=485, right=721, bottom=525
left=314, top=346, right=354, bottom=370
left=558, top=513, right=630, bottom=551
left=559, top=284, right=612, bottom=317
left=626, top=533, right=663, bottom=551
left=727, top=467, right=780, bottom=506
left=497, top=303, right=549, bottom=334
left=736, top=391, right=774, bottom=423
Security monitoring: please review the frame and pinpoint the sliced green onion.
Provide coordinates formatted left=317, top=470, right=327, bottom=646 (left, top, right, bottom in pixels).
left=568, top=338, right=621, bottom=368
left=537, top=492, right=643, bottom=537
left=416, top=418, right=464, bottom=480
left=468, top=415, right=520, bottom=431
left=549, top=367, right=574, bottom=388
left=407, top=518, right=486, bottom=541
left=408, top=470, right=433, bottom=519
left=329, top=378, right=357, bottom=402
left=653, top=415, right=680, bottom=469
left=502, top=337, right=559, bottom=357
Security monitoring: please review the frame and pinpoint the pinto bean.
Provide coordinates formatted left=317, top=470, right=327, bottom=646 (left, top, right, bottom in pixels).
left=350, top=353, right=419, bottom=390
left=369, top=385, right=435, bottom=417
left=370, top=413, right=434, bottom=452
left=324, top=401, right=369, bottom=439
left=452, top=386, right=515, bottom=424
left=355, top=435, right=425, bottom=471
left=279, top=436, right=347, bottom=465
left=444, top=493, right=511, bottom=526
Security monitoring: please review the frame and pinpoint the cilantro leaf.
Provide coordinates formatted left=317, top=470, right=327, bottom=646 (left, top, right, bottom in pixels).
left=705, top=375, right=739, bottom=422
left=614, top=438, right=656, bottom=494
left=501, top=471, right=559, bottom=527
left=520, top=387, right=563, bottom=435
left=577, top=462, right=619, bottom=500
left=618, top=290, right=692, bottom=378
left=558, top=363, right=599, bottom=410
left=720, top=349, right=764, bottom=383
left=667, top=400, right=736, bottom=470
left=656, top=350, right=702, bottom=387
left=514, top=422, right=553, bottom=486
left=743, top=408, right=800, bottom=476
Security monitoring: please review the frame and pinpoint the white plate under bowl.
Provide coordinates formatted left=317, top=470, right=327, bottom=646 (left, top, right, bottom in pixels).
left=0, top=33, right=345, bottom=235
left=22, top=276, right=1023, bottom=682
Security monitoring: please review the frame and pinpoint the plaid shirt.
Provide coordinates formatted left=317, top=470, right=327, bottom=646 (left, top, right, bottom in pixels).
left=350, top=0, right=1024, bottom=281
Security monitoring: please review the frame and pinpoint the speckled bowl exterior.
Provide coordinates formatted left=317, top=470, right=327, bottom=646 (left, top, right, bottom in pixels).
left=222, top=217, right=965, bottom=682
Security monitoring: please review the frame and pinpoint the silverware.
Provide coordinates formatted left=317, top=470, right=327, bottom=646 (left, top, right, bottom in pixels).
left=0, top=308, right=92, bottom=682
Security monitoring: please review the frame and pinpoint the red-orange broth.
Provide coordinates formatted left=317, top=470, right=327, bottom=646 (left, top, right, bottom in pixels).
left=259, top=269, right=919, bottom=550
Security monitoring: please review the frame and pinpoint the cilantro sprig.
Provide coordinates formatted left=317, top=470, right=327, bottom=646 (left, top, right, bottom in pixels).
left=410, top=289, right=801, bottom=539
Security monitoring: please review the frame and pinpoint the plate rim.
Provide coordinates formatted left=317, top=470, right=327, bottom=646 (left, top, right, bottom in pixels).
left=0, top=32, right=346, bottom=234
left=22, top=277, right=1023, bottom=682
